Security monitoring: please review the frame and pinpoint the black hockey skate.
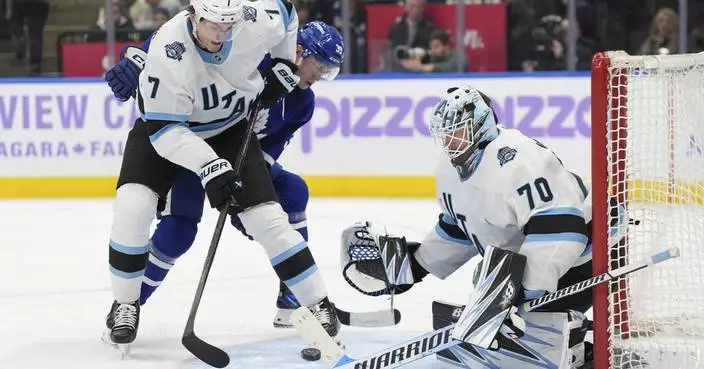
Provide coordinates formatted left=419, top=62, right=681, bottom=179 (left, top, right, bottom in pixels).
left=104, top=300, right=140, bottom=357
left=309, top=297, right=340, bottom=338
left=273, top=281, right=301, bottom=329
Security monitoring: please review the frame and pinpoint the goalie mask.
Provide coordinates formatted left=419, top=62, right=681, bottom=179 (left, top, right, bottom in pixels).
left=429, top=86, right=499, bottom=172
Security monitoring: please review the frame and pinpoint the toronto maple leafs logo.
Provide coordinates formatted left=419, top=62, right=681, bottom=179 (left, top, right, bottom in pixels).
left=165, top=41, right=186, bottom=61
left=243, top=5, right=257, bottom=22
left=497, top=146, right=517, bottom=166
left=254, top=108, right=271, bottom=138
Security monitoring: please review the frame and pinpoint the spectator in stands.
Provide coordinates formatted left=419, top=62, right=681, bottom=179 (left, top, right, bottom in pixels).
left=7, top=0, right=50, bottom=76
left=297, top=0, right=311, bottom=25
left=507, top=11, right=566, bottom=72
left=638, top=7, right=679, bottom=55
left=531, top=15, right=566, bottom=71
left=689, top=12, right=704, bottom=53
left=91, top=0, right=136, bottom=40
left=506, top=0, right=538, bottom=71
left=385, top=0, right=437, bottom=71
left=309, top=0, right=367, bottom=73
left=130, top=0, right=182, bottom=30
left=152, top=7, right=170, bottom=29
left=575, top=31, right=597, bottom=70
left=397, top=29, right=465, bottom=73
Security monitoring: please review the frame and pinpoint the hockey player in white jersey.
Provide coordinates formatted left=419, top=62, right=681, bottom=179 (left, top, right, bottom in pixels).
left=105, top=0, right=340, bottom=351
left=337, top=86, right=624, bottom=368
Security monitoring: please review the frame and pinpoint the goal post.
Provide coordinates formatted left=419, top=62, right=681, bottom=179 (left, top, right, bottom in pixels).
left=591, top=50, right=704, bottom=369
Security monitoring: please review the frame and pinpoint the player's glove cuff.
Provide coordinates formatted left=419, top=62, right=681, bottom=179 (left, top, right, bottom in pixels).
left=121, top=45, right=147, bottom=70
left=200, top=158, right=243, bottom=210
left=106, top=46, right=146, bottom=102
left=261, top=58, right=300, bottom=105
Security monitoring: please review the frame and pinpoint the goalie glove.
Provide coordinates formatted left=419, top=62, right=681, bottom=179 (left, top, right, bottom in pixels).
left=340, top=221, right=423, bottom=296
left=105, top=46, right=146, bottom=102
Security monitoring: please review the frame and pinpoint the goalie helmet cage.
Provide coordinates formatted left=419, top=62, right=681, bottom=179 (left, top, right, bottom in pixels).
left=591, top=50, right=704, bottom=369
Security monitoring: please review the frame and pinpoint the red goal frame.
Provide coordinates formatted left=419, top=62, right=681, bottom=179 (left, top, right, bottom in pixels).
left=591, top=51, right=630, bottom=369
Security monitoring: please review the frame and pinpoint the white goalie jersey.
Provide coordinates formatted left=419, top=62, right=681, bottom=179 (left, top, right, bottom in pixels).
left=415, top=127, right=591, bottom=298
left=136, top=0, right=298, bottom=172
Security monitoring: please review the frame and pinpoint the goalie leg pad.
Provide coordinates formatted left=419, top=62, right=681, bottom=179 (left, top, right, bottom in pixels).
left=433, top=301, right=586, bottom=369
left=452, top=246, right=527, bottom=347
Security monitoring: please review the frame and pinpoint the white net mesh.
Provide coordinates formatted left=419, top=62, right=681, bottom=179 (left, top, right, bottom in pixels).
left=605, top=51, right=704, bottom=368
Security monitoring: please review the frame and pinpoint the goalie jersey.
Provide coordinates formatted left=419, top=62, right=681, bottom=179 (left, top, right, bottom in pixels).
left=136, top=0, right=297, bottom=172
left=416, top=127, right=591, bottom=298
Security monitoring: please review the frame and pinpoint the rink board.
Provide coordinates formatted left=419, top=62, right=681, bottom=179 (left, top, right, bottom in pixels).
left=6, top=72, right=700, bottom=199
left=0, top=175, right=437, bottom=198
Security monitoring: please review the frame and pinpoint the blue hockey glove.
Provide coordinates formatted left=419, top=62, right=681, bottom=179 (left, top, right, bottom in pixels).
left=105, top=46, right=146, bottom=102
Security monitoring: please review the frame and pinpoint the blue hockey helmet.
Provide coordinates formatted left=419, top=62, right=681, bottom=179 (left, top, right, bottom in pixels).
left=297, top=21, right=344, bottom=80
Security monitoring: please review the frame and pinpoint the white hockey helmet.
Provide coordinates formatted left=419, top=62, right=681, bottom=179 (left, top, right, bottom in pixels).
left=190, top=0, right=243, bottom=23
left=428, top=85, right=499, bottom=161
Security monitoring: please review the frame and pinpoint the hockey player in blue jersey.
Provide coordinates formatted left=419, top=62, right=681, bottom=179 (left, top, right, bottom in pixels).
left=105, top=20, right=343, bottom=330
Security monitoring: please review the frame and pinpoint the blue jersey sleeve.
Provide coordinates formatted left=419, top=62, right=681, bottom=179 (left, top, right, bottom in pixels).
left=142, top=32, right=156, bottom=51
left=259, top=88, right=315, bottom=160
left=258, top=54, right=273, bottom=74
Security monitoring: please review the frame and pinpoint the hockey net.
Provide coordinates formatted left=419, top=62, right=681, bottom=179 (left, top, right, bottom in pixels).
left=592, top=51, right=704, bottom=369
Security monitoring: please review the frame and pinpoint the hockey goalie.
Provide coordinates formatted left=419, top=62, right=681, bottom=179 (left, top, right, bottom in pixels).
left=339, top=86, right=629, bottom=369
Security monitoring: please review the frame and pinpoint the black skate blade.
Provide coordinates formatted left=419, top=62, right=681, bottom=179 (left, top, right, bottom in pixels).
left=182, top=332, right=230, bottom=368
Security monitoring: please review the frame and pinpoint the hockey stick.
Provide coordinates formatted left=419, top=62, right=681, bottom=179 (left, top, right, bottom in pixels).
left=182, top=100, right=262, bottom=368
left=182, top=204, right=231, bottom=368
left=292, top=247, right=680, bottom=369
left=335, top=307, right=402, bottom=328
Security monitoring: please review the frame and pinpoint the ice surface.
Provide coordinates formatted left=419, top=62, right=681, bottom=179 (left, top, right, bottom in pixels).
left=0, top=198, right=479, bottom=369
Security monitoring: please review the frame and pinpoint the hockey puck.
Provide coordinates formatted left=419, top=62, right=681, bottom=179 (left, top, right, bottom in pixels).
left=301, top=347, right=321, bottom=361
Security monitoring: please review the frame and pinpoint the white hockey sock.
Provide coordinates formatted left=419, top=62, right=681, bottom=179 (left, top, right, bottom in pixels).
left=109, top=184, right=158, bottom=303
left=239, top=202, right=327, bottom=306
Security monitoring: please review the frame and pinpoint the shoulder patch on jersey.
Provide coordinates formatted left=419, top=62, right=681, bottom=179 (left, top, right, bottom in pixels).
left=497, top=146, right=517, bottom=166
left=243, top=5, right=257, bottom=22
left=165, top=41, right=186, bottom=61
